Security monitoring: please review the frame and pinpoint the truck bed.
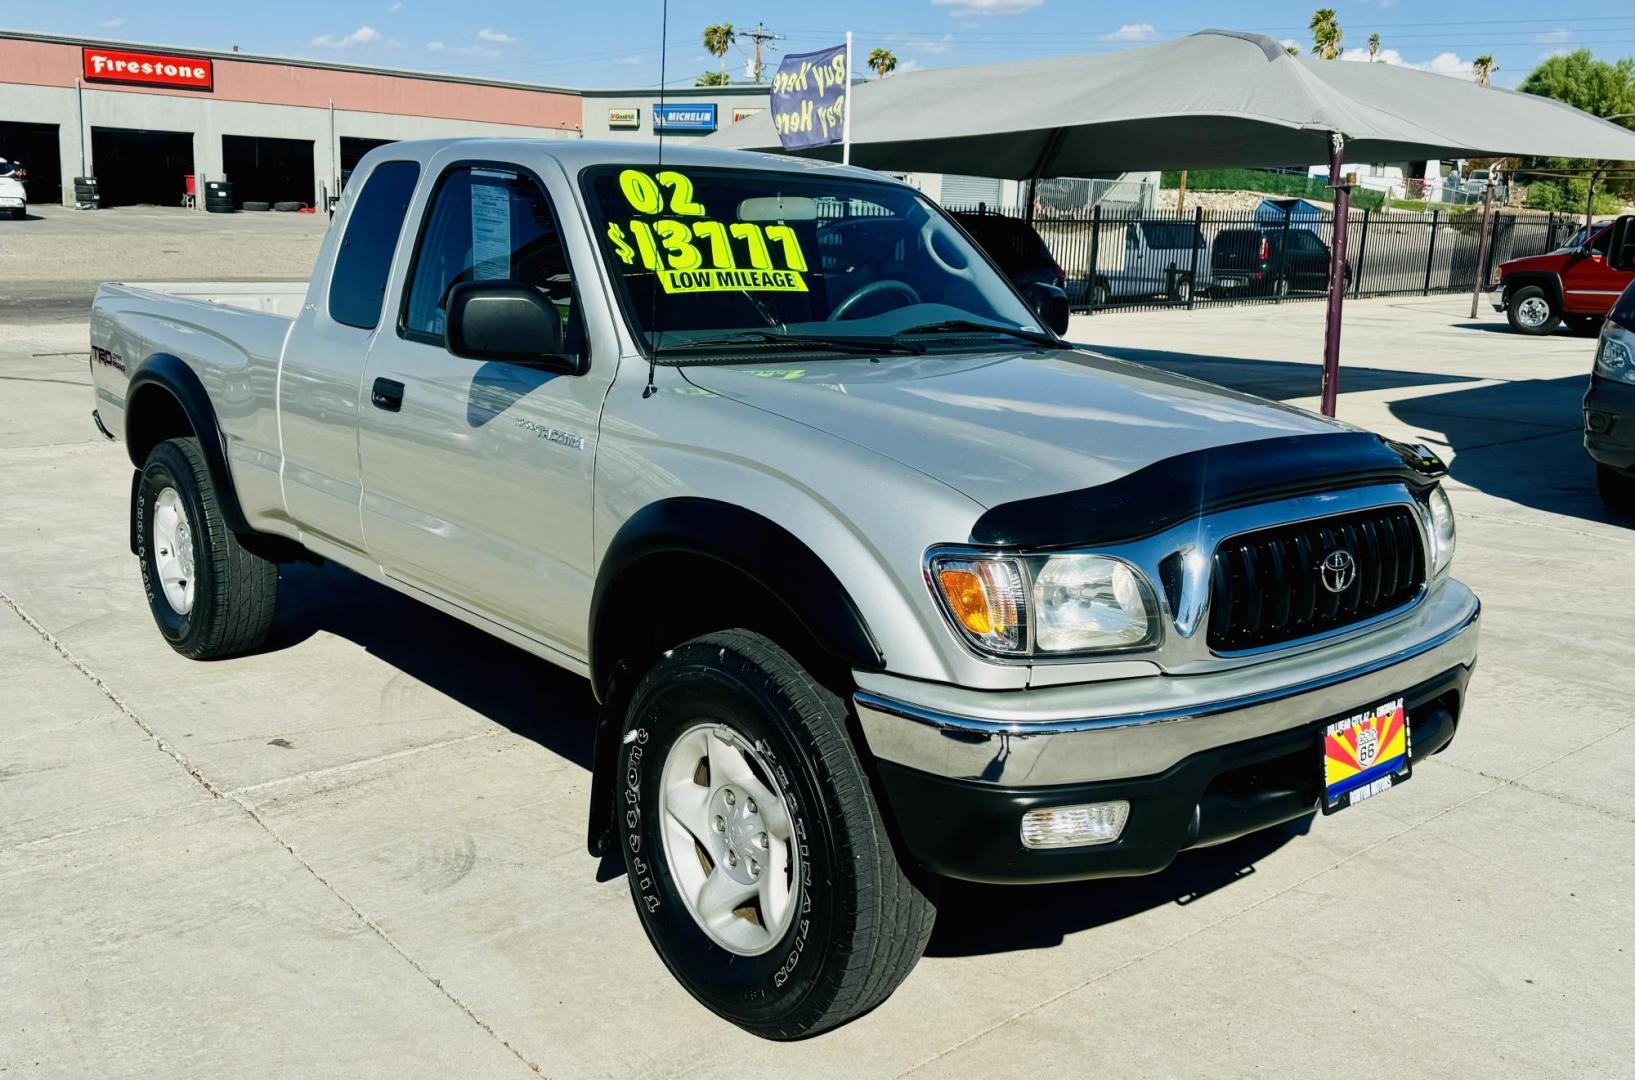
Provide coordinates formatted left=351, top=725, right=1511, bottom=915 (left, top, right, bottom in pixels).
left=89, top=280, right=310, bottom=532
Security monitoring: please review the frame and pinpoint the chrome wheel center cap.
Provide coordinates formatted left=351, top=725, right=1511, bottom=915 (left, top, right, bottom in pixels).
left=710, top=785, right=765, bottom=885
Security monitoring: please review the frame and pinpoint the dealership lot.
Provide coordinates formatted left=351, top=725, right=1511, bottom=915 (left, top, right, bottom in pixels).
left=2, top=210, right=1633, bottom=1076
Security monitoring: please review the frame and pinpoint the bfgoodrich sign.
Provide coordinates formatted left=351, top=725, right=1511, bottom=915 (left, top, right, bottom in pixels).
left=82, top=47, right=214, bottom=91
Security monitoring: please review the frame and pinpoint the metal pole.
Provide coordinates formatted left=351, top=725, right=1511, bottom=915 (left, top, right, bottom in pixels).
left=1424, top=210, right=1440, bottom=296
left=1319, top=132, right=1352, bottom=418
left=842, top=32, right=852, bottom=167
left=76, top=78, right=86, bottom=180
left=1468, top=180, right=1497, bottom=318
left=1087, top=204, right=1102, bottom=311
left=1186, top=206, right=1202, bottom=310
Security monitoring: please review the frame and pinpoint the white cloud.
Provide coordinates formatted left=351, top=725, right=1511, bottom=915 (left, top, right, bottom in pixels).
left=98, top=17, right=124, bottom=29
left=386, top=1, right=401, bottom=11
left=1340, top=46, right=1477, bottom=80
left=613, top=54, right=644, bottom=65
left=312, top=25, right=382, bottom=49
left=1103, top=23, right=1156, bottom=43
left=426, top=40, right=500, bottom=58
left=908, top=33, right=956, bottom=54
left=1536, top=28, right=1570, bottom=46
left=931, top=0, right=1043, bottom=17
left=898, top=58, right=924, bottom=73
left=476, top=28, right=517, bottom=44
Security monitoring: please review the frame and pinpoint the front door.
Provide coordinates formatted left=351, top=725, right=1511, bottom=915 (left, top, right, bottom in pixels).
left=356, top=162, right=607, bottom=657
left=1563, top=220, right=1633, bottom=315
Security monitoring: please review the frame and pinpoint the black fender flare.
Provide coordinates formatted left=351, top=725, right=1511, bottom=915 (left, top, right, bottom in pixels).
left=584, top=497, right=886, bottom=856
left=124, top=353, right=253, bottom=539
left=1502, top=271, right=1563, bottom=313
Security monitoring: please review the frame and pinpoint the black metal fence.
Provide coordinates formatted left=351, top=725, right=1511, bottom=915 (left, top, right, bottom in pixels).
left=955, top=203, right=1569, bottom=315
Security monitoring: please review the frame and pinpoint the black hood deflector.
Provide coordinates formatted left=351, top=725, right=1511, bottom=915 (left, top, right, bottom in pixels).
left=969, top=432, right=1446, bottom=549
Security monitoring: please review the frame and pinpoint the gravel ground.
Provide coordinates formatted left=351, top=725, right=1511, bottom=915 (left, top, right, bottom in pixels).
left=0, top=203, right=327, bottom=319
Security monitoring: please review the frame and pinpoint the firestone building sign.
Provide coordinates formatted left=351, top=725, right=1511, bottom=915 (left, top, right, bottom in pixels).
left=82, top=47, right=214, bottom=91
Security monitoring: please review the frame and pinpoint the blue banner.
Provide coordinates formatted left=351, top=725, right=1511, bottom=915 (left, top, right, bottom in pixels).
left=770, top=44, right=848, bottom=150
left=652, top=103, right=718, bottom=132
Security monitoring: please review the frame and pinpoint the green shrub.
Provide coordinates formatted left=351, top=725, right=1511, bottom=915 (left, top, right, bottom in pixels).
left=1522, top=177, right=1623, bottom=215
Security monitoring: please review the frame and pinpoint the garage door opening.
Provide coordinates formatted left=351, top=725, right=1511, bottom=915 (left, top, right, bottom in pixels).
left=90, top=127, right=194, bottom=207
left=339, top=137, right=397, bottom=192
left=0, top=121, right=62, bottom=206
left=223, top=135, right=315, bottom=208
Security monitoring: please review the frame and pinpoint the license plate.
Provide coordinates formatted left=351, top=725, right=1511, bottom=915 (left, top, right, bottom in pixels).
left=1322, top=698, right=1410, bottom=814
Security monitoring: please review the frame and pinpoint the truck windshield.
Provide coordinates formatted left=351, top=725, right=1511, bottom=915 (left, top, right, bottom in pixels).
left=582, top=165, right=1044, bottom=356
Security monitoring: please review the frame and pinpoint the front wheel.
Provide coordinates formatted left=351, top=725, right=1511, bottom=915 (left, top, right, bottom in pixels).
left=135, top=437, right=278, bottom=658
left=617, top=630, right=935, bottom=1039
left=1507, top=285, right=1560, bottom=335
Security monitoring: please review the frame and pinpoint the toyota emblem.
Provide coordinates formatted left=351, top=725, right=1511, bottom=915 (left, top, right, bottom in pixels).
left=1319, top=550, right=1357, bottom=594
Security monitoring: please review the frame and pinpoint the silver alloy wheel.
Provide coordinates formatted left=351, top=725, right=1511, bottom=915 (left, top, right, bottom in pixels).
left=1517, top=296, right=1551, bottom=328
left=151, top=486, right=197, bottom=615
left=658, top=723, right=801, bottom=957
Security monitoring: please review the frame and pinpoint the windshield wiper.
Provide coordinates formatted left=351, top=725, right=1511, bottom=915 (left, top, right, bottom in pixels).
left=894, top=320, right=1061, bottom=348
left=652, top=330, right=924, bottom=358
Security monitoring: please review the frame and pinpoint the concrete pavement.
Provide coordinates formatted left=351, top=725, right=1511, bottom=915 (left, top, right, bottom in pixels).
left=2, top=295, right=1632, bottom=1077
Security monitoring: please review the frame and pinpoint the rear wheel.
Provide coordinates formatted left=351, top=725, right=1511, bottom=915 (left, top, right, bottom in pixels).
left=1168, top=273, right=1193, bottom=304
left=135, top=437, right=278, bottom=658
left=1598, top=464, right=1635, bottom=516
left=1090, top=278, right=1111, bottom=307
left=617, top=630, right=934, bottom=1039
left=1507, top=285, right=1560, bottom=335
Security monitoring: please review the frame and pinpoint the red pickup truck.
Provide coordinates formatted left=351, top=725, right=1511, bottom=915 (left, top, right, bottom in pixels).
left=1491, top=216, right=1635, bottom=335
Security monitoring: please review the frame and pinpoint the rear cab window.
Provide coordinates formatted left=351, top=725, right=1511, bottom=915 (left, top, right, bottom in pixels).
left=329, top=160, right=421, bottom=330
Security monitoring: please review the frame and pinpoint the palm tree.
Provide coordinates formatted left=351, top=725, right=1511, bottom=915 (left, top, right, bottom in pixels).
left=1474, top=55, right=1497, bottom=85
left=1285, top=43, right=1301, bottom=57
left=1367, top=33, right=1380, bottom=62
left=702, top=23, right=736, bottom=80
left=695, top=70, right=730, bottom=87
left=867, top=47, right=898, bottom=79
left=1310, top=9, right=1343, bottom=60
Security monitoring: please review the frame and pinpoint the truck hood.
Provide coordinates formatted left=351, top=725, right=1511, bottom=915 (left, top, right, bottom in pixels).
left=681, top=347, right=1344, bottom=508
left=1500, top=251, right=1569, bottom=276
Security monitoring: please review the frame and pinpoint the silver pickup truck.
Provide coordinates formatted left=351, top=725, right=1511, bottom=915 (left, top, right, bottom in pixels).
left=89, top=138, right=1479, bottom=1039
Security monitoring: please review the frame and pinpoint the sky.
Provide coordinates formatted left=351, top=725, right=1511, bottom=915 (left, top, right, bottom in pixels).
left=5, top=0, right=1633, bottom=91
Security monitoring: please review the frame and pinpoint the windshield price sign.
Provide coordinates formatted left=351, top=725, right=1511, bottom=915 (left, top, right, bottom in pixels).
left=603, top=169, right=810, bottom=295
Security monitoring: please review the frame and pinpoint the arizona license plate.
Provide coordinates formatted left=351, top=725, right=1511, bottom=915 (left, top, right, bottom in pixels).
left=1322, top=698, right=1410, bottom=814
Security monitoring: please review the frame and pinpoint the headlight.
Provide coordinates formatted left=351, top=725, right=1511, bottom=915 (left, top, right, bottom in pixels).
left=1424, top=485, right=1456, bottom=575
left=929, top=552, right=1160, bottom=657
left=1594, top=325, right=1635, bottom=385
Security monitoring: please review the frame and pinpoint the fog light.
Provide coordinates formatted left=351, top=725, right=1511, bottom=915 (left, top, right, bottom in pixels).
left=1587, top=411, right=1611, bottom=434
left=1020, top=801, right=1130, bottom=849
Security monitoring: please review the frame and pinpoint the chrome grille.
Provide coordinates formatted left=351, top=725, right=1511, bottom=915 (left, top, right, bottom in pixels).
left=1206, top=505, right=1425, bottom=652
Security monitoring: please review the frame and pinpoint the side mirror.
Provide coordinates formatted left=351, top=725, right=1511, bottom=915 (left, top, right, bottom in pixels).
left=446, top=281, right=577, bottom=372
left=1609, top=216, right=1635, bottom=272
left=1022, top=282, right=1071, bottom=336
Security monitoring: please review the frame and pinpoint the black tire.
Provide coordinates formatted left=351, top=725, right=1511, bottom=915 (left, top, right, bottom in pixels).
left=73, top=184, right=98, bottom=198
left=1598, top=464, right=1635, bottom=516
left=135, top=438, right=278, bottom=659
left=1090, top=278, right=1111, bottom=307
left=618, top=630, right=934, bottom=1040
left=1565, top=314, right=1603, bottom=337
left=205, top=202, right=236, bottom=214
left=273, top=201, right=302, bottom=212
left=242, top=200, right=271, bottom=212
left=1168, top=273, right=1193, bottom=304
left=1506, top=285, right=1560, bottom=335
left=1270, top=275, right=1291, bottom=298
left=74, top=176, right=98, bottom=187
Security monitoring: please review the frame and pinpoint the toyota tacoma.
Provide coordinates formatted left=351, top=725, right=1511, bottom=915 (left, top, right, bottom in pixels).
left=89, top=139, right=1480, bottom=1039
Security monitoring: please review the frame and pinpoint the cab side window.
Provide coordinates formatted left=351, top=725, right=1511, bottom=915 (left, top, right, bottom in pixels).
left=1589, top=226, right=1612, bottom=256
left=401, top=166, right=583, bottom=357
left=328, top=160, right=420, bottom=330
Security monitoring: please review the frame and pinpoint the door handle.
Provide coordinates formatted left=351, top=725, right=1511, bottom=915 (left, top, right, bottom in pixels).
left=371, top=378, right=404, bottom=412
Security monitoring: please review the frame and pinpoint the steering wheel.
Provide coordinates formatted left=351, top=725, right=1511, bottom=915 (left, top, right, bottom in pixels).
left=828, top=279, right=921, bottom=321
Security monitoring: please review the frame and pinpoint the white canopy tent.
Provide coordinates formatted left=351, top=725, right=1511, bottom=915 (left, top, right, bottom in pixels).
left=707, top=31, right=1635, bottom=414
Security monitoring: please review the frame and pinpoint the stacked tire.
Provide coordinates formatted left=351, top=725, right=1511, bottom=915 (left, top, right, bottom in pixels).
left=204, top=180, right=235, bottom=214
left=242, top=201, right=271, bottom=212
left=74, top=176, right=100, bottom=210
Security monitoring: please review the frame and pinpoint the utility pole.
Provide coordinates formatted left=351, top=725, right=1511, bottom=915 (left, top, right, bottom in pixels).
left=743, top=23, right=782, bottom=83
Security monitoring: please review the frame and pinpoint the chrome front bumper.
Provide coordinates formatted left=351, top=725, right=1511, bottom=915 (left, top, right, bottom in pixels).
left=1488, top=287, right=1506, bottom=312
left=855, top=580, right=1480, bottom=787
